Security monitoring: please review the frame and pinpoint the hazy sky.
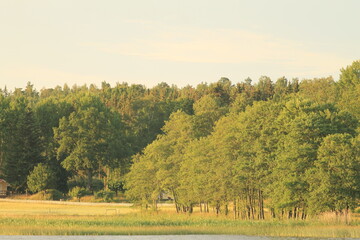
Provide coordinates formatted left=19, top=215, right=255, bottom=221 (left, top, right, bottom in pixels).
left=1, top=0, right=359, bottom=90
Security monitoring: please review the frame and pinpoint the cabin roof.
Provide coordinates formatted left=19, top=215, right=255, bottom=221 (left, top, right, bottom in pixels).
left=0, top=179, right=8, bottom=184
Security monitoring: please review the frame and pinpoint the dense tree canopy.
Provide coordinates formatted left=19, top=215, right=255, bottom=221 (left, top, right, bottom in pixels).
left=0, top=61, right=360, bottom=219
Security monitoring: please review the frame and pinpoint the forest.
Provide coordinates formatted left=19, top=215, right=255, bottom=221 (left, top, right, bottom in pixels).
left=0, top=60, right=360, bottom=220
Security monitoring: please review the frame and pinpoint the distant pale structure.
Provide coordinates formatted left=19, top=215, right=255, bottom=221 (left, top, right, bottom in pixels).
left=0, top=179, right=9, bottom=197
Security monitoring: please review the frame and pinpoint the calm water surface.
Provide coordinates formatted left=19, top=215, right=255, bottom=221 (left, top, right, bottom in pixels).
left=0, top=236, right=346, bottom=240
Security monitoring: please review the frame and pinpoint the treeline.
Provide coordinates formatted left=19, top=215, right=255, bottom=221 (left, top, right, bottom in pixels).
left=126, top=61, right=360, bottom=219
left=0, top=81, right=201, bottom=193
left=0, top=61, right=360, bottom=218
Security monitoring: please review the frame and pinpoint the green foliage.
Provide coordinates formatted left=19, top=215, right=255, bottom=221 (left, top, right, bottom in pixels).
left=27, top=163, right=57, bottom=193
left=30, top=189, right=64, bottom=200
left=67, top=176, right=103, bottom=192
left=308, top=133, right=360, bottom=213
left=298, top=77, right=337, bottom=104
left=69, top=187, right=89, bottom=201
left=1, top=61, right=360, bottom=220
left=54, top=94, right=128, bottom=190
left=1, top=96, right=43, bottom=192
left=95, top=190, right=115, bottom=202
left=46, top=189, right=65, bottom=200
left=91, top=178, right=105, bottom=192
left=338, top=60, right=360, bottom=88
left=337, top=61, right=360, bottom=119
left=107, top=177, right=124, bottom=196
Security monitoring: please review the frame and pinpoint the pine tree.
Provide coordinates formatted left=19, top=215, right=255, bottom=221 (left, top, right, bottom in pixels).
left=2, top=97, right=42, bottom=192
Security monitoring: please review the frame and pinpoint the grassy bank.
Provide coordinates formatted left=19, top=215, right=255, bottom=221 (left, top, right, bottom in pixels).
left=0, top=200, right=359, bottom=238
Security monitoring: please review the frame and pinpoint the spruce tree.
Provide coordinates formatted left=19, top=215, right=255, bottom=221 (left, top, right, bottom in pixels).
left=2, top=97, right=42, bottom=192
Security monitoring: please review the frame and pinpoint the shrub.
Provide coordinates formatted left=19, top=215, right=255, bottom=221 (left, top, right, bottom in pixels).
left=27, top=163, right=57, bottom=193
left=67, top=177, right=104, bottom=192
left=30, top=189, right=64, bottom=200
left=95, top=190, right=115, bottom=202
left=69, top=187, right=90, bottom=201
left=91, top=178, right=104, bottom=192
left=108, top=178, right=124, bottom=196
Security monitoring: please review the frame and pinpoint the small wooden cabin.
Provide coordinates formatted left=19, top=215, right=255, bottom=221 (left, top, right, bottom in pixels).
left=0, top=179, right=9, bottom=197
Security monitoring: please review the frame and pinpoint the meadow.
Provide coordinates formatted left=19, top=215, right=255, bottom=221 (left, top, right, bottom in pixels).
left=0, top=200, right=359, bottom=238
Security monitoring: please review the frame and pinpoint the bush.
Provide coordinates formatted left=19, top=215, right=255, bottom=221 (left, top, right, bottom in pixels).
left=69, top=187, right=90, bottom=201
left=67, top=177, right=85, bottom=190
left=95, top=190, right=115, bottom=202
left=27, top=163, right=57, bottom=193
left=108, top=178, right=124, bottom=196
left=30, top=189, right=64, bottom=201
left=46, top=189, right=65, bottom=200
left=91, top=178, right=104, bottom=192
left=67, top=177, right=104, bottom=192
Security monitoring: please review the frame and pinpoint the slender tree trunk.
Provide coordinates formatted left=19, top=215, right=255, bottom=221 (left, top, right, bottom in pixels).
left=246, top=189, right=251, bottom=219
left=288, top=210, right=292, bottom=219
left=233, top=199, right=237, bottom=219
left=225, top=202, right=229, bottom=216
left=249, top=188, right=255, bottom=220
left=258, top=189, right=265, bottom=220
left=270, top=208, right=276, bottom=219
left=104, top=167, right=109, bottom=190
left=301, top=208, right=306, bottom=220
left=239, top=195, right=245, bottom=219
left=252, top=189, right=256, bottom=219
left=153, top=199, right=157, bottom=211
left=172, top=189, right=180, bottom=213
left=86, top=168, right=92, bottom=190
left=345, top=205, right=349, bottom=225
left=0, top=140, right=4, bottom=170
left=98, top=163, right=101, bottom=179
left=216, top=201, right=220, bottom=215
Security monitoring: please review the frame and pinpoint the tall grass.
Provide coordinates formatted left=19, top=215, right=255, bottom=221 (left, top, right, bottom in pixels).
left=0, top=201, right=359, bottom=237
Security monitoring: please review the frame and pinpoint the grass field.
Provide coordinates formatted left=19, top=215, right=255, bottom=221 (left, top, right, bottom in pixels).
left=0, top=200, right=359, bottom=238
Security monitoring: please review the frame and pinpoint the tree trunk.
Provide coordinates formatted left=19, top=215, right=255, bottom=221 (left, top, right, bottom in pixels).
left=153, top=199, right=157, bottom=211
left=246, top=189, right=251, bottom=220
left=270, top=208, right=276, bottom=219
left=345, top=205, right=349, bottom=225
left=233, top=199, right=237, bottom=219
left=288, top=210, right=292, bottom=219
left=225, top=202, right=229, bottom=216
left=216, top=201, right=220, bottom=215
left=0, top=140, right=3, bottom=169
left=86, top=168, right=92, bottom=190
left=301, top=208, right=306, bottom=220
left=258, top=189, right=265, bottom=220
left=172, top=189, right=180, bottom=213
left=249, top=188, right=255, bottom=220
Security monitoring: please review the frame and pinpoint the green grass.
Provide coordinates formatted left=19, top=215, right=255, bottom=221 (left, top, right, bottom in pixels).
left=0, top=200, right=359, bottom=238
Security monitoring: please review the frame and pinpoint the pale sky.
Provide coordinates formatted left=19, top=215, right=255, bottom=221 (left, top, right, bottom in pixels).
left=1, top=0, right=359, bottom=91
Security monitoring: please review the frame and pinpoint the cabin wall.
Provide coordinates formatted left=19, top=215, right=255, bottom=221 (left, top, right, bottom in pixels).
left=0, top=182, right=7, bottom=195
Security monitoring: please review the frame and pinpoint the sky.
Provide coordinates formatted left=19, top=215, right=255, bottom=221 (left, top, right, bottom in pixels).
left=1, top=0, right=359, bottom=91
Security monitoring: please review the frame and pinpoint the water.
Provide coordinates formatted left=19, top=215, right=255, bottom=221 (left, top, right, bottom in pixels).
left=0, top=236, right=340, bottom=240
